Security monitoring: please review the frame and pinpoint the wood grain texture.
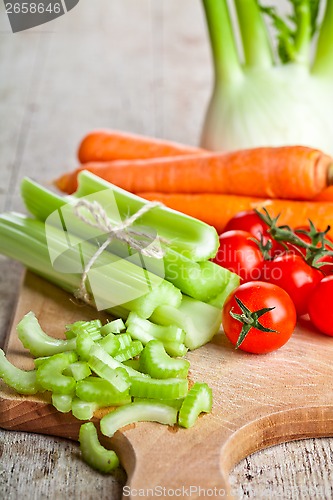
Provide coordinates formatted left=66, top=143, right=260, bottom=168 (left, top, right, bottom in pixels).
left=1, top=0, right=333, bottom=498
left=2, top=272, right=333, bottom=499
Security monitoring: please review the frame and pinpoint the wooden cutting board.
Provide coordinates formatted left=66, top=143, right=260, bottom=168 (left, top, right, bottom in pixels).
left=1, top=271, right=333, bottom=498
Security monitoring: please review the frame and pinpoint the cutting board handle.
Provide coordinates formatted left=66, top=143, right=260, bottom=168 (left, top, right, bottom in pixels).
left=108, top=406, right=333, bottom=499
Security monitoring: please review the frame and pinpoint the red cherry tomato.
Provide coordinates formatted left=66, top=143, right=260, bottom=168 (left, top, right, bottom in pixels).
left=222, top=281, right=296, bottom=354
left=223, top=210, right=281, bottom=255
left=308, top=276, right=333, bottom=336
left=261, top=254, right=323, bottom=316
left=213, top=230, right=264, bottom=282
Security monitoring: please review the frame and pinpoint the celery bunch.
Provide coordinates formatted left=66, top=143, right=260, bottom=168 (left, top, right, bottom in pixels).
left=0, top=172, right=239, bottom=350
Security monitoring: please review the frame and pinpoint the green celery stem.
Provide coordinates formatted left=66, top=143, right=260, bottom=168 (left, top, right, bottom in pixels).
left=294, top=3, right=311, bottom=64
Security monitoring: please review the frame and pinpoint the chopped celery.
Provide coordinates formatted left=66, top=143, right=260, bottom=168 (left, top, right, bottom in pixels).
left=33, top=356, right=51, bottom=368
left=76, top=377, right=131, bottom=407
left=130, top=377, right=188, bottom=400
left=113, top=341, right=143, bottom=362
left=122, top=359, right=141, bottom=371
left=0, top=349, right=39, bottom=395
left=207, top=274, right=240, bottom=309
left=139, top=341, right=190, bottom=379
left=72, top=398, right=99, bottom=420
left=79, top=422, right=119, bottom=473
left=115, top=333, right=132, bottom=350
left=36, top=351, right=78, bottom=395
left=89, top=345, right=149, bottom=379
left=76, top=331, right=97, bottom=361
left=178, top=382, right=213, bottom=429
left=125, top=312, right=187, bottom=356
left=52, top=393, right=73, bottom=413
left=0, top=213, right=181, bottom=320
left=97, top=334, right=120, bottom=356
left=88, top=355, right=130, bottom=393
left=151, top=295, right=221, bottom=350
left=66, top=320, right=102, bottom=341
left=17, top=311, right=76, bottom=357
left=126, top=312, right=185, bottom=343
left=100, top=401, right=178, bottom=438
left=133, top=397, right=184, bottom=410
left=66, top=361, right=91, bottom=381
left=100, top=319, right=126, bottom=335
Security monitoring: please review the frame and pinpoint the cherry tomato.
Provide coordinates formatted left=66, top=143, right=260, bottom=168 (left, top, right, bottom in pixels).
left=223, top=210, right=282, bottom=256
left=308, top=276, right=333, bottom=336
left=213, top=230, right=264, bottom=282
left=222, top=281, right=296, bottom=354
left=261, top=254, right=323, bottom=316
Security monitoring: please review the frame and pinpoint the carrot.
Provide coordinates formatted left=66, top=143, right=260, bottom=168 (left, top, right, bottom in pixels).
left=78, top=130, right=205, bottom=163
left=314, top=186, right=333, bottom=201
left=57, top=146, right=333, bottom=200
left=138, top=192, right=333, bottom=235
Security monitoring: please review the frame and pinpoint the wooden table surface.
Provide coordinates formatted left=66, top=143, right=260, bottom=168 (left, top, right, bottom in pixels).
left=0, top=1, right=332, bottom=498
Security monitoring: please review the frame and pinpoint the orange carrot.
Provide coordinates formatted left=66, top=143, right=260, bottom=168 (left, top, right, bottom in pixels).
left=78, top=130, right=205, bottom=163
left=314, top=186, right=333, bottom=201
left=57, top=146, right=333, bottom=200
left=138, top=192, right=333, bottom=235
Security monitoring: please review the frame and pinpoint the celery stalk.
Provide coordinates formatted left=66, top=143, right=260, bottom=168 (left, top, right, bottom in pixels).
left=21, top=177, right=232, bottom=302
left=0, top=213, right=181, bottom=319
left=22, top=174, right=219, bottom=262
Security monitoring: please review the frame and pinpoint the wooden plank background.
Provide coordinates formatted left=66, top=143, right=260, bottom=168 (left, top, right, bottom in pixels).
left=0, top=1, right=332, bottom=498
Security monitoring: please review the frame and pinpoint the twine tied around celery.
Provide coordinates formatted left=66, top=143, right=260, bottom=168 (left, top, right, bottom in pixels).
left=73, top=199, right=165, bottom=306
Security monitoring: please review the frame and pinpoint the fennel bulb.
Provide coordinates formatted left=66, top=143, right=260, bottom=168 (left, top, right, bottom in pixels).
left=201, top=0, right=333, bottom=155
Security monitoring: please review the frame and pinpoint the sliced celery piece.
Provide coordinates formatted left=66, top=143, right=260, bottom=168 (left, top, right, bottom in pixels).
left=130, top=377, right=188, bottom=400
left=0, top=349, right=39, bottom=395
left=97, top=334, right=120, bottom=356
left=126, top=312, right=185, bottom=343
left=67, top=361, right=91, bottom=381
left=72, top=398, right=99, bottom=420
left=17, top=311, right=76, bottom=357
left=88, top=355, right=130, bottom=393
left=122, top=359, right=141, bottom=371
left=52, top=393, right=73, bottom=413
left=79, top=422, right=119, bottom=473
left=162, top=341, right=188, bottom=358
left=89, top=345, right=149, bottom=379
left=0, top=213, right=181, bottom=320
left=115, top=333, right=132, bottom=350
left=76, top=331, right=97, bottom=361
left=139, top=341, right=190, bottom=379
left=125, top=312, right=187, bottom=357
left=114, top=341, right=143, bottom=362
left=36, top=351, right=78, bottom=395
left=133, top=397, right=184, bottom=410
left=151, top=295, right=221, bottom=350
left=66, top=320, right=102, bottom=341
left=101, top=319, right=126, bottom=335
left=178, top=382, right=213, bottom=429
left=33, top=356, right=51, bottom=368
left=76, top=377, right=131, bottom=407
left=22, top=174, right=218, bottom=261
left=100, top=401, right=178, bottom=438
